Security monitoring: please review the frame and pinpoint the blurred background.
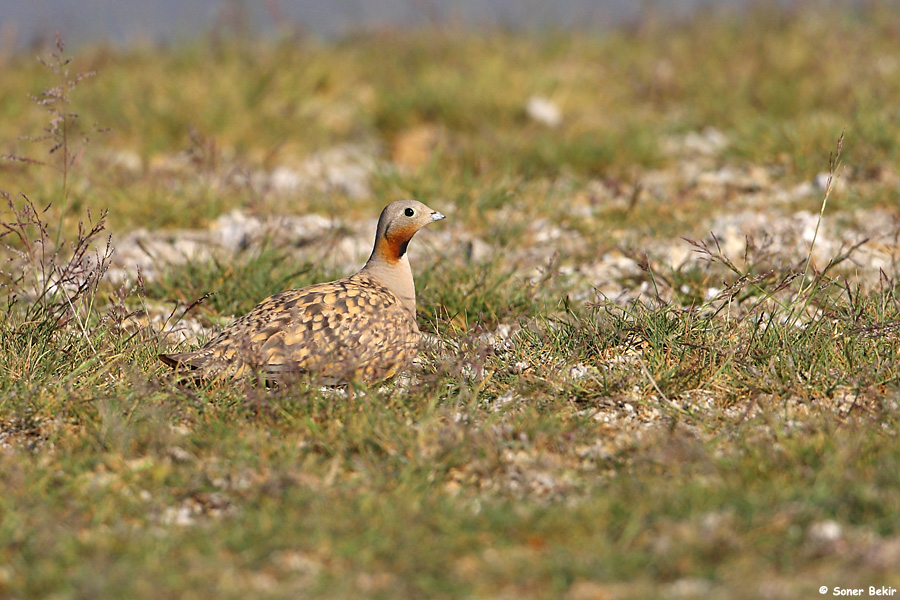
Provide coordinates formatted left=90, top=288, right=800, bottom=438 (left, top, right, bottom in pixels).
left=6, top=0, right=804, bottom=48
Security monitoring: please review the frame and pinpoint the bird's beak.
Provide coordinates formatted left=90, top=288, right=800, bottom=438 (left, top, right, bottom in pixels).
left=431, top=211, right=446, bottom=221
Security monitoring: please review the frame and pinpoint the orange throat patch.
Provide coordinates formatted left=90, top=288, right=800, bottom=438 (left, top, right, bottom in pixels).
left=377, top=229, right=415, bottom=263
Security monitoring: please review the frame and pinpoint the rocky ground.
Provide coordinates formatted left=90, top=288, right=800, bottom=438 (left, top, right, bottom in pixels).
left=98, top=128, right=900, bottom=352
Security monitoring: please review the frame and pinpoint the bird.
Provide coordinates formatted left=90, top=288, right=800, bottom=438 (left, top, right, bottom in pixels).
left=159, top=200, right=445, bottom=384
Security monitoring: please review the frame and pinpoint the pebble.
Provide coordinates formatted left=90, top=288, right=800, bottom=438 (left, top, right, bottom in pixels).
left=525, top=96, right=562, bottom=127
left=808, top=520, right=843, bottom=544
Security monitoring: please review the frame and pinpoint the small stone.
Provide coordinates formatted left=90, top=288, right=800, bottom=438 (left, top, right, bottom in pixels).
left=269, top=165, right=305, bottom=192
left=491, top=390, right=518, bottom=412
left=508, top=360, right=530, bottom=375
left=809, top=520, right=843, bottom=544
left=526, top=96, right=562, bottom=127
left=705, top=287, right=722, bottom=300
left=160, top=504, right=197, bottom=527
left=813, top=172, right=833, bottom=191
left=167, top=446, right=194, bottom=463
left=568, top=363, right=597, bottom=380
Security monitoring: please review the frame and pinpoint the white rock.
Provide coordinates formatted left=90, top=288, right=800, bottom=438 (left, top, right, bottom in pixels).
left=214, top=210, right=263, bottom=251
left=809, top=520, right=843, bottom=546
left=270, top=165, right=305, bottom=192
left=814, top=172, right=833, bottom=191
left=526, top=96, right=562, bottom=127
left=568, top=363, right=597, bottom=380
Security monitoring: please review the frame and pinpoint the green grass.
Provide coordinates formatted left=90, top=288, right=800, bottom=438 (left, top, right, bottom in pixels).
left=146, top=245, right=336, bottom=319
left=2, top=5, right=900, bottom=599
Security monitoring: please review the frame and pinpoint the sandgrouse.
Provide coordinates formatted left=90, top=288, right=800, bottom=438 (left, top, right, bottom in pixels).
left=159, top=200, right=445, bottom=383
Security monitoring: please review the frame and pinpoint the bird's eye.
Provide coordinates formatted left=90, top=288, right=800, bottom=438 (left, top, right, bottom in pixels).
left=404, top=208, right=416, bottom=217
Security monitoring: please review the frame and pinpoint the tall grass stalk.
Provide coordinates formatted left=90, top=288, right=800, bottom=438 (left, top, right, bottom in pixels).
left=789, top=132, right=844, bottom=324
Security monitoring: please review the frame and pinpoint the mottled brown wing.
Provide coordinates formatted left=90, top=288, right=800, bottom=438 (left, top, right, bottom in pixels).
left=161, top=275, right=420, bottom=383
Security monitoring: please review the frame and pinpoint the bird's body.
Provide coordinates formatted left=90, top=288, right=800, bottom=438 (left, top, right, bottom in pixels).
left=159, top=200, right=444, bottom=383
